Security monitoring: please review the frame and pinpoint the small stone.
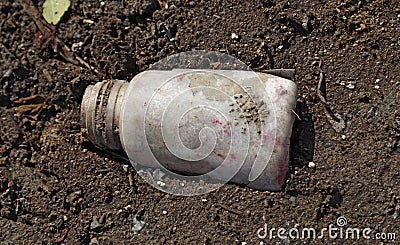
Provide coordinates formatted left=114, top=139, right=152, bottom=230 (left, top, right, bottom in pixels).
left=156, top=180, right=166, bottom=187
left=367, top=107, right=376, bottom=119
left=308, top=161, right=316, bottom=168
left=90, top=219, right=103, bottom=231
left=302, top=16, right=309, bottom=32
left=374, top=85, right=380, bottom=89
left=393, top=204, right=400, bottom=219
left=122, top=164, right=129, bottom=172
left=231, top=33, right=239, bottom=40
left=131, top=217, right=145, bottom=232
left=89, top=238, right=99, bottom=245
left=341, top=135, right=346, bottom=140
left=90, top=214, right=106, bottom=231
left=162, top=210, right=167, bottom=215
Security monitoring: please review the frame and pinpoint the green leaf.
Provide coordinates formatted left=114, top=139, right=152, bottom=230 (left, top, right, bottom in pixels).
left=42, top=0, right=71, bottom=25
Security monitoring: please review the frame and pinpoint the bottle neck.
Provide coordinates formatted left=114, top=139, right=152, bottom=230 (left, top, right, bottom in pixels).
left=80, top=79, right=129, bottom=150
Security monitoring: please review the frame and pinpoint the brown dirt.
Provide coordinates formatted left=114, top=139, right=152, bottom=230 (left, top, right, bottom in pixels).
left=1, top=0, right=399, bottom=244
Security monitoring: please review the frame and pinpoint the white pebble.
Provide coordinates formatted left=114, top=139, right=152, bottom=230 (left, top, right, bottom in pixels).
left=341, top=135, right=346, bottom=140
left=231, top=33, right=239, bottom=40
left=374, top=85, right=380, bottom=89
left=156, top=180, right=166, bottom=187
left=162, top=210, right=167, bottom=215
left=308, top=161, right=316, bottom=168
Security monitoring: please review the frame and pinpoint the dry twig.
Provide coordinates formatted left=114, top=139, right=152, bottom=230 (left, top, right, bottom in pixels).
left=316, top=59, right=345, bottom=133
left=217, top=203, right=242, bottom=215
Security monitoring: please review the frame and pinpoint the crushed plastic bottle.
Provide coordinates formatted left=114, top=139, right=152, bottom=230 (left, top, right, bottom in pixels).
left=81, top=68, right=297, bottom=194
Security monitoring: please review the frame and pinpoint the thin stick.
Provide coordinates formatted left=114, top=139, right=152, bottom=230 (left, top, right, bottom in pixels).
left=291, top=109, right=301, bottom=121
left=217, top=203, right=242, bottom=215
left=317, top=59, right=328, bottom=105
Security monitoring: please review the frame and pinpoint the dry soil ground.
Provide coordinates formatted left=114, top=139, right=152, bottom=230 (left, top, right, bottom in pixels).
left=0, top=0, right=399, bottom=244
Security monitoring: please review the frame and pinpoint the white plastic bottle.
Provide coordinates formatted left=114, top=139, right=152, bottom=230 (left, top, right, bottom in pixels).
left=81, top=69, right=297, bottom=193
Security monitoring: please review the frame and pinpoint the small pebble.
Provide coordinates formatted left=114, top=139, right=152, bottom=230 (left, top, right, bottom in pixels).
left=308, top=161, right=316, bottom=168
left=131, top=217, right=145, bottom=232
left=302, top=16, right=309, bottom=32
left=231, top=33, right=239, bottom=40
left=89, top=238, right=99, bottom=245
left=367, top=107, right=376, bottom=119
left=341, top=135, right=346, bottom=140
left=156, top=180, right=166, bottom=187
left=162, top=210, right=167, bottom=215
